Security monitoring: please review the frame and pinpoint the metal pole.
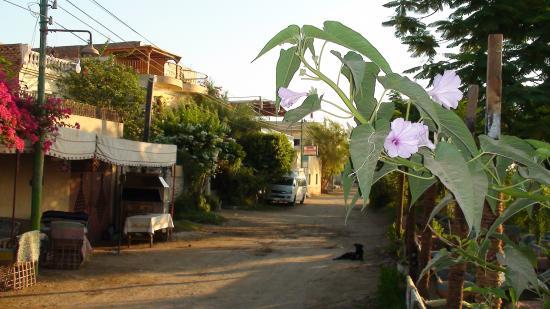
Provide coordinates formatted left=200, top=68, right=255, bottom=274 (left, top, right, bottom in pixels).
left=30, top=0, right=48, bottom=230
left=143, top=76, right=155, bottom=142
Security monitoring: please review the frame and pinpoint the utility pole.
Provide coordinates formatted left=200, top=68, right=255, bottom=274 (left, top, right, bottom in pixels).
left=30, top=0, right=49, bottom=230
left=143, top=76, right=156, bottom=142
left=30, top=0, right=99, bottom=230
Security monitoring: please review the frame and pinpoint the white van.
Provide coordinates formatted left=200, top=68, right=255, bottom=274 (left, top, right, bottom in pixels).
left=266, top=174, right=307, bottom=206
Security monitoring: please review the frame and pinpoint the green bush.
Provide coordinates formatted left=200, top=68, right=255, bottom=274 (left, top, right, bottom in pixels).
left=374, top=266, right=406, bottom=309
left=174, top=192, right=225, bottom=225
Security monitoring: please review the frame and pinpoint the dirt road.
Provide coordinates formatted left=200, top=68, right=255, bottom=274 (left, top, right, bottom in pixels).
left=0, top=193, right=391, bottom=308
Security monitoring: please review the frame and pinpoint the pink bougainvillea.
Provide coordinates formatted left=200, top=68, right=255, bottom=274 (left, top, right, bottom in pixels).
left=0, top=68, right=75, bottom=152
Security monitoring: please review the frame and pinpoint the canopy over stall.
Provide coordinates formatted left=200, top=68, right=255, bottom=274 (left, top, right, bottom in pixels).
left=0, top=127, right=177, bottom=167
left=95, top=135, right=177, bottom=167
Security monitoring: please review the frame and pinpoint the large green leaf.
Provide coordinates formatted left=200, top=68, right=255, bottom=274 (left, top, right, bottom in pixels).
left=275, top=46, right=301, bottom=109
left=424, top=142, right=487, bottom=234
left=301, top=21, right=392, bottom=74
left=485, top=198, right=537, bottom=241
left=376, top=102, right=396, bottom=123
left=408, top=154, right=436, bottom=206
left=526, top=139, right=550, bottom=160
left=253, top=25, right=300, bottom=62
left=436, top=107, right=479, bottom=158
left=479, top=135, right=550, bottom=185
left=349, top=122, right=390, bottom=208
left=355, top=62, right=380, bottom=121
left=283, top=94, right=321, bottom=123
left=409, top=174, right=437, bottom=207
left=331, top=50, right=366, bottom=94
left=373, top=162, right=398, bottom=184
left=500, top=245, right=539, bottom=299
left=343, top=160, right=353, bottom=204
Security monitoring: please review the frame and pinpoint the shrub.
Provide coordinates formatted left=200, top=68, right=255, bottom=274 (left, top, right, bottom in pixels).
left=374, top=266, right=406, bottom=309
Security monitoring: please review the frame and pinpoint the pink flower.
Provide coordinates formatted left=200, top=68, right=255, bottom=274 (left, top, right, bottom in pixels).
left=427, top=70, right=462, bottom=109
left=411, top=122, right=435, bottom=150
left=278, top=87, right=307, bottom=109
left=14, top=137, right=24, bottom=151
left=384, top=118, right=435, bottom=158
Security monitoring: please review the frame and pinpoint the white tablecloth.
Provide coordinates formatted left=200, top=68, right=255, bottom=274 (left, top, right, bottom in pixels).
left=124, top=214, right=174, bottom=235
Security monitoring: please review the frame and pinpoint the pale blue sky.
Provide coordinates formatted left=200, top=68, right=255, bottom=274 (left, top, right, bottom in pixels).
left=1, top=0, right=431, bottom=121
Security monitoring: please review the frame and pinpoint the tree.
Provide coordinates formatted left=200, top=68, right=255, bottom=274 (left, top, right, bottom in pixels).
left=239, top=132, right=295, bottom=188
left=56, top=57, right=146, bottom=140
left=154, top=102, right=239, bottom=198
left=307, top=120, right=349, bottom=192
left=383, top=0, right=550, bottom=140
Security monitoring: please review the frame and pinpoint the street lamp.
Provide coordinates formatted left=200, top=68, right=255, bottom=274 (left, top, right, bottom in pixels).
left=30, top=0, right=99, bottom=230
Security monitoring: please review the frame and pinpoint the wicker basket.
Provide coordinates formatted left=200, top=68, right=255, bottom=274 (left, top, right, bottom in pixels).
left=0, top=261, right=37, bottom=291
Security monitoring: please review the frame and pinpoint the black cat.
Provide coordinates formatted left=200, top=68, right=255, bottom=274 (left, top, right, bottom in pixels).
left=333, top=243, right=364, bottom=261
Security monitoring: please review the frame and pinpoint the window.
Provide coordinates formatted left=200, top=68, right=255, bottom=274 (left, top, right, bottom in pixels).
left=308, top=174, right=311, bottom=185
left=294, top=138, right=301, bottom=146
left=315, top=174, right=318, bottom=185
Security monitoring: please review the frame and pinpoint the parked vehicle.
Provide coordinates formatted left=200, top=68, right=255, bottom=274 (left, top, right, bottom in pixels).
left=266, top=174, right=307, bottom=206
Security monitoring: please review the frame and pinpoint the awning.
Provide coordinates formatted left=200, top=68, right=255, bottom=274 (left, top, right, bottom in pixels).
left=95, top=135, right=177, bottom=167
left=0, top=128, right=177, bottom=167
left=47, top=127, right=96, bottom=160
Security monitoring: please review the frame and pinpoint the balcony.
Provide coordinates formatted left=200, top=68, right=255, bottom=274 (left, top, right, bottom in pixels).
left=115, top=58, right=208, bottom=94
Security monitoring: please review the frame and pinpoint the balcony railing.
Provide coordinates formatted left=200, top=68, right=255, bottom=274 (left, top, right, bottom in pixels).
left=164, top=62, right=208, bottom=85
left=115, top=59, right=208, bottom=86
left=20, top=91, right=121, bottom=122
left=19, top=49, right=75, bottom=77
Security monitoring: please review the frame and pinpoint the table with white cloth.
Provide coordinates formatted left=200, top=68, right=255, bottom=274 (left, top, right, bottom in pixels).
left=123, top=214, right=174, bottom=248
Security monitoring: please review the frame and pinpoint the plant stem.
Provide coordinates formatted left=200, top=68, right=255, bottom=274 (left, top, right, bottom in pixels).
left=299, top=55, right=368, bottom=124
left=320, top=109, right=354, bottom=119
left=395, top=168, right=436, bottom=180
left=369, top=89, right=387, bottom=123
left=405, top=101, right=411, bottom=120
left=322, top=98, right=353, bottom=114
left=317, top=40, right=328, bottom=69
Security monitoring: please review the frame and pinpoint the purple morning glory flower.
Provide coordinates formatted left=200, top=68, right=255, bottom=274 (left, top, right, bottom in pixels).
left=278, top=87, right=307, bottom=109
left=427, top=70, right=463, bottom=109
left=384, top=118, right=435, bottom=158
left=412, top=122, right=435, bottom=150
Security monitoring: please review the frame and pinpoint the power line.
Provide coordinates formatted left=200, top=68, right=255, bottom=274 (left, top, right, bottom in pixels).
left=0, top=0, right=87, bottom=43
left=65, top=0, right=125, bottom=42
left=88, top=0, right=159, bottom=47
left=63, top=0, right=170, bottom=74
left=57, top=4, right=114, bottom=43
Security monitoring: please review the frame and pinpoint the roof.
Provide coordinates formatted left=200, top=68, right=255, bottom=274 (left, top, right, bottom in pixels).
left=38, top=41, right=182, bottom=63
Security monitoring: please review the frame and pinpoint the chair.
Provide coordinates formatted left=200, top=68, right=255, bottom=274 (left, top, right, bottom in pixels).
left=0, top=231, right=40, bottom=291
left=0, top=218, right=21, bottom=249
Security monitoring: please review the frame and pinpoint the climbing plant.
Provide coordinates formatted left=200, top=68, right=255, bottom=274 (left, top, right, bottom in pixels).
left=255, top=21, right=550, bottom=307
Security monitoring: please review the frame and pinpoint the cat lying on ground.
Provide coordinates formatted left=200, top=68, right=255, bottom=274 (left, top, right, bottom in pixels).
left=333, top=243, right=364, bottom=261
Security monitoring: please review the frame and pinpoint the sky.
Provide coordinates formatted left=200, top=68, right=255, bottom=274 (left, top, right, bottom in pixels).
left=0, top=0, right=433, bottom=123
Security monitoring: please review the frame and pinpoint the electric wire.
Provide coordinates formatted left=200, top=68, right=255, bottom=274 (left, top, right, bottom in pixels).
left=0, top=0, right=88, bottom=43
left=88, top=0, right=159, bottom=48
left=65, top=0, right=125, bottom=42
left=57, top=4, right=114, bottom=43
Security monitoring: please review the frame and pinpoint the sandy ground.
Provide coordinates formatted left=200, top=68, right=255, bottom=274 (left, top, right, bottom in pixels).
left=0, top=193, right=392, bottom=309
